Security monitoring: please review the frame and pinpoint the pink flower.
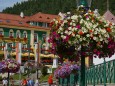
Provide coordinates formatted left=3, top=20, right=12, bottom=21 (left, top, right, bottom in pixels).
left=76, top=24, right=81, bottom=29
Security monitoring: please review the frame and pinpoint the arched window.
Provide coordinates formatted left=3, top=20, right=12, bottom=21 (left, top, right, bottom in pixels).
left=34, top=33, right=38, bottom=43
left=42, top=34, right=46, bottom=42
left=9, top=29, right=14, bottom=38
left=23, top=31, right=27, bottom=38
left=0, top=28, right=4, bottom=37
left=0, top=42, right=3, bottom=50
left=16, top=30, right=21, bottom=38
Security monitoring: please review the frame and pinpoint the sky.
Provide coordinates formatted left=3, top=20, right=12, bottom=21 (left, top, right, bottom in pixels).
left=0, top=0, right=115, bottom=65
left=0, top=0, right=28, bottom=12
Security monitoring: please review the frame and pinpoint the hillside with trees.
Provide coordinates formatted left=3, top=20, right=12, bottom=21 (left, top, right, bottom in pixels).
left=2, top=0, right=115, bottom=16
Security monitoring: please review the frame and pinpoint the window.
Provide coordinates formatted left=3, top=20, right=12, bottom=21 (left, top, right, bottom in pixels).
left=34, top=33, right=38, bottom=43
left=23, top=31, right=27, bottom=38
left=42, top=34, right=46, bottom=42
left=9, top=30, right=14, bottom=38
left=0, top=31, right=3, bottom=36
left=0, top=28, right=4, bottom=37
left=8, top=43, right=13, bottom=48
left=22, top=44, right=27, bottom=52
left=16, top=30, right=21, bottom=38
left=39, top=22, right=43, bottom=27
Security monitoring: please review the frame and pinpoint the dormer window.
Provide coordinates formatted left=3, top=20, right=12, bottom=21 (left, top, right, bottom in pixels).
left=47, top=17, right=50, bottom=19
left=9, top=30, right=14, bottom=38
left=39, top=16, right=42, bottom=18
left=16, top=30, right=21, bottom=38
left=34, top=33, right=38, bottom=43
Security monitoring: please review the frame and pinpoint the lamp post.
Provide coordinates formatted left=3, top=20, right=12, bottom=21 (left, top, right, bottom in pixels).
left=77, top=0, right=92, bottom=86
left=27, top=41, right=31, bottom=78
left=7, top=45, right=12, bottom=86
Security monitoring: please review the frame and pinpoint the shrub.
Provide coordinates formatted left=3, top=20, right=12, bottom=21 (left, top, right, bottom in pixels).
left=41, top=66, right=48, bottom=76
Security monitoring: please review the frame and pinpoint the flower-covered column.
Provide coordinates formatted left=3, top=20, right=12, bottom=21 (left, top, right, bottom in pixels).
left=4, top=42, right=8, bottom=59
left=16, top=42, right=22, bottom=64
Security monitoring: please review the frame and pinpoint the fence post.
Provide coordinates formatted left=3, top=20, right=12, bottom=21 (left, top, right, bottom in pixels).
left=93, top=65, right=95, bottom=86
left=113, top=60, right=115, bottom=83
left=103, top=58, right=106, bottom=86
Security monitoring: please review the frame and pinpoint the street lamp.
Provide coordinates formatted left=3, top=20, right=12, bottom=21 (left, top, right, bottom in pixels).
left=27, top=40, right=31, bottom=78
left=77, top=0, right=92, bottom=86
left=7, top=44, right=12, bottom=86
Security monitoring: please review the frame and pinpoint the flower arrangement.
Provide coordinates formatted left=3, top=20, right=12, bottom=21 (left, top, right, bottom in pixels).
left=49, top=5, right=115, bottom=59
left=54, top=62, right=80, bottom=78
left=0, top=59, right=20, bottom=73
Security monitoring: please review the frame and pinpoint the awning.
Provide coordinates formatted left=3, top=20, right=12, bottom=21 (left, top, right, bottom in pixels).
left=0, top=51, right=4, bottom=54
left=40, top=54, right=58, bottom=58
left=22, top=53, right=34, bottom=57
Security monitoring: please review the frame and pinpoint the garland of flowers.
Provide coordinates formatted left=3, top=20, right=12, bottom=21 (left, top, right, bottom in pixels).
left=49, top=5, right=115, bottom=59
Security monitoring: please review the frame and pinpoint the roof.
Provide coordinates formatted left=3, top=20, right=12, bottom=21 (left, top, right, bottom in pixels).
left=0, top=12, right=59, bottom=30
left=103, top=10, right=115, bottom=24
left=29, top=12, right=59, bottom=23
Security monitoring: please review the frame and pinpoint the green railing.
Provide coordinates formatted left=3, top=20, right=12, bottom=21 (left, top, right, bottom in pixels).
left=86, top=59, right=115, bottom=85
left=59, top=59, right=115, bottom=86
left=59, top=73, right=79, bottom=86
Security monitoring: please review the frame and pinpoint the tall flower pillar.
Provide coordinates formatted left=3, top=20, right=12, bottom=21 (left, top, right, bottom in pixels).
left=16, top=42, right=22, bottom=64
left=52, top=55, right=58, bottom=68
left=34, top=41, right=41, bottom=79
left=4, top=42, right=8, bottom=59
left=34, top=41, right=41, bottom=63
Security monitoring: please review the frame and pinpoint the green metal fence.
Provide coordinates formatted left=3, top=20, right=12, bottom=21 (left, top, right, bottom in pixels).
left=86, top=59, right=115, bottom=85
left=59, top=59, right=115, bottom=86
left=59, top=73, right=79, bottom=86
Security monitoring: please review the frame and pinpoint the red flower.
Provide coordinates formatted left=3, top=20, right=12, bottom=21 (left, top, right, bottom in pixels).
left=78, top=31, right=84, bottom=35
left=106, top=28, right=111, bottom=32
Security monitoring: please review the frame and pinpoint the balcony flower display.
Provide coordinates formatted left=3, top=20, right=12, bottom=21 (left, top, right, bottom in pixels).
left=48, top=5, right=115, bottom=59
left=0, top=59, right=20, bottom=73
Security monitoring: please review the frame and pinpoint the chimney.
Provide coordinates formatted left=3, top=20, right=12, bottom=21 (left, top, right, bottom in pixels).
left=20, top=12, right=24, bottom=18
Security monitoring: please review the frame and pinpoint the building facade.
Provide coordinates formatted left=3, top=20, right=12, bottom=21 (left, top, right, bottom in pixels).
left=0, top=12, right=58, bottom=65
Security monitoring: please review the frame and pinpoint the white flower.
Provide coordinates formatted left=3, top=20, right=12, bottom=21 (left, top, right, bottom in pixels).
left=67, top=12, right=71, bottom=14
left=93, top=37, right=97, bottom=40
left=80, top=38, right=82, bottom=41
left=72, top=33, right=75, bottom=37
left=94, top=31, right=97, bottom=34
left=55, top=21, right=58, bottom=24
left=68, top=31, right=72, bottom=35
left=70, top=22, right=73, bottom=25
left=67, top=17, right=71, bottom=19
left=86, top=18, right=90, bottom=20
left=68, top=27, right=72, bottom=30
left=80, top=19, right=84, bottom=24
left=100, top=38, right=103, bottom=41
left=59, top=27, right=63, bottom=31
left=83, top=37, right=86, bottom=40
left=71, top=15, right=78, bottom=20
left=72, top=23, right=76, bottom=26
left=86, top=34, right=90, bottom=37
left=76, top=35, right=80, bottom=38
left=65, top=30, right=68, bottom=34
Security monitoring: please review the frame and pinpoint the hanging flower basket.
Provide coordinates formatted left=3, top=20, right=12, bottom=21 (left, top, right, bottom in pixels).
left=0, top=59, right=20, bottom=73
left=49, top=5, right=115, bottom=59
left=54, top=62, right=80, bottom=78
